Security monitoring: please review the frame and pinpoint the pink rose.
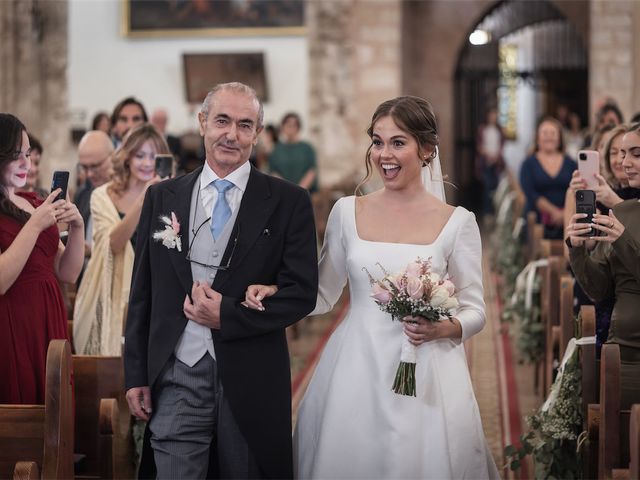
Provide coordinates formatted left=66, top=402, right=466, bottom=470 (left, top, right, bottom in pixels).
left=406, top=261, right=423, bottom=277
left=386, top=274, right=405, bottom=292
left=405, top=275, right=424, bottom=300
left=441, top=279, right=455, bottom=296
left=371, top=283, right=392, bottom=304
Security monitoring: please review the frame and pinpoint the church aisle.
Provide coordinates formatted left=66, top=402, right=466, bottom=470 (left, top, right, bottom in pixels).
left=468, top=254, right=504, bottom=470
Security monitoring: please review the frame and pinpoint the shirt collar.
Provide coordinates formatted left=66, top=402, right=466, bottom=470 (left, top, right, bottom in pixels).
left=199, top=160, right=251, bottom=193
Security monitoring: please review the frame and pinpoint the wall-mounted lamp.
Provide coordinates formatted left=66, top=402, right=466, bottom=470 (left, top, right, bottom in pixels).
left=469, top=29, right=490, bottom=46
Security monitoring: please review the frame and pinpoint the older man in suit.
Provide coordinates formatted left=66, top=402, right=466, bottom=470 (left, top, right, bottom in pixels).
left=124, top=82, right=318, bottom=479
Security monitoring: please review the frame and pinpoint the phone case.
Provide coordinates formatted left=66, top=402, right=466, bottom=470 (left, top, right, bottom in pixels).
left=50, top=171, right=70, bottom=202
left=577, top=150, right=599, bottom=190
left=575, top=189, right=597, bottom=237
left=155, top=155, right=173, bottom=179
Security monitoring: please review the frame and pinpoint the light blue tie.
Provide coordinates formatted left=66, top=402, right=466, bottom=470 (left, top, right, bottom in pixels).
left=210, top=179, right=234, bottom=240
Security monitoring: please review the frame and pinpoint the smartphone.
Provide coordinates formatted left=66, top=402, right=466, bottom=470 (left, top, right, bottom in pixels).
left=578, top=150, right=600, bottom=190
left=50, top=171, right=70, bottom=201
left=575, top=189, right=597, bottom=237
left=155, top=154, right=174, bottom=179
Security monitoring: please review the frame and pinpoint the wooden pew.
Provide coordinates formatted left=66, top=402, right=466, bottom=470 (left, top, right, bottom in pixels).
left=630, top=404, right=640, bottom=479
left=599, top=343, right=632, bottom=479
left=526, top=211, right=545, bottom=263
left=580, top=305, right=599, bottom=479
left=541, top=254, right=566, bottom=395
left=610, top=404, right=640, bottom=479
left=0, top=340, right=74, bottom=479
left=73, top=355, right=135, bottom=479
left=558, top=275, right=575, bottom=360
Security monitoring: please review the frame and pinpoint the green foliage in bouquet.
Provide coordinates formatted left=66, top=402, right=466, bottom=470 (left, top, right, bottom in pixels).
left=504, top=348, right=583, bottom=478
left=381, top=293, right=453, bottom=323
left=502, top=271, right=544, bottom=364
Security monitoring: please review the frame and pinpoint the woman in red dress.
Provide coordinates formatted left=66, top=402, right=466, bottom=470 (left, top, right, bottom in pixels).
left=0, top=113, right=84, bottom=404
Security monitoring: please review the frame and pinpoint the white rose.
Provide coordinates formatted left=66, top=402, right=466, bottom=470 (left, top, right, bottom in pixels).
left=430, top=285, right=449, bottom=307
left=441, top=296, right=459, bottom=311
left=427, top=273, right=441, bottom=286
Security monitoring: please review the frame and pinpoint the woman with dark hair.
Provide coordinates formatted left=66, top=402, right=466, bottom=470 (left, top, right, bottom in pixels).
left=73, top=123, right=169, bottom=355
left=0, top=113, right=84, bottom=403
left=520, top=116, right=576, bottom=239
left=18, top=133, right=48, bottom=199
left=243, top=96, right=498, bottom=478
left=91, top=111, right=111, bottom=134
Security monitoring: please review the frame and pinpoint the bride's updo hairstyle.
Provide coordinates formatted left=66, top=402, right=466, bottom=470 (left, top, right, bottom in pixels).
left=357, top=96, right=439, bottom=194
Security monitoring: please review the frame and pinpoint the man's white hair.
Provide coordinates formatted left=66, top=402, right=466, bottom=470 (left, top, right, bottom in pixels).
left=200, top=82, right=264, bottom=128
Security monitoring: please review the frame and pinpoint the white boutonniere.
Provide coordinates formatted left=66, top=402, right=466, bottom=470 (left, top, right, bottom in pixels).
left=152, top=212, right=182, bottom=252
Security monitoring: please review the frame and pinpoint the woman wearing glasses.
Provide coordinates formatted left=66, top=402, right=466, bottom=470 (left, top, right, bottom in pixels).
left=74, top=124, right=170, bottom=355
left=0, top=113, right=84, bottom=403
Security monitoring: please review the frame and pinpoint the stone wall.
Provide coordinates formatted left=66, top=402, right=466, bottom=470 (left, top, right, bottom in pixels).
left=590, top=0, right=638, bottom=123
left=0, top=0, right=71, bottom=190
left=307, top=0, right=402, bottom=188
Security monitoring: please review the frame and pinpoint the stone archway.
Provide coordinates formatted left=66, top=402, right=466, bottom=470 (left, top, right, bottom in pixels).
left=452, top=0, right=589, bottom=213
left=401, top=0, right=588, bottom=205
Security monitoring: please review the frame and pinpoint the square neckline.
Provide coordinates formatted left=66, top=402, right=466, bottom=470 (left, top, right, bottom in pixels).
left=350, top=196, right=461, bottom=247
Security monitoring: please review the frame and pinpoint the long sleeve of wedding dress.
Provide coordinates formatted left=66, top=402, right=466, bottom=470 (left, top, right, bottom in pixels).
left=448, top=211, right=486, bottom=342
left=312, top=198, right=348, bottom=315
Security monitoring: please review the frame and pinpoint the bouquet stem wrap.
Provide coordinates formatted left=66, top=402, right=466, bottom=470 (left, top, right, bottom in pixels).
left=392, top=336, right=417, bottom=396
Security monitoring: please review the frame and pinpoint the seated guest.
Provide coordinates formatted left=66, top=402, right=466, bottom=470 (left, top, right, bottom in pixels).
left=564, top=124, right=628, bottom=251
left=110, top=97, right=147, bottom=148
left=150, top=108, right=183, bottom=171
left=74, top=130, right=114, bottom=252
left=567, top=123, right=640, bottom=408
left=17, top=134, right=48, bottom=199
left=520, top=116, right=576, bottom=239
left=268, top=112, right=318, bottom=193
left=73, top=124, right=169, bottom=355
left=0, top=113, right=84, bottom=403
left=600, top=124, right=640, bottom=202
left=91, top=111, right=111, bottom=134
left=565, top=125, right=635, bottom=351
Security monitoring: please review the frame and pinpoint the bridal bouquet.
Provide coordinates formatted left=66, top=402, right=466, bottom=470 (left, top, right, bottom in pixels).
left=365, top=257, right=459, bottom=396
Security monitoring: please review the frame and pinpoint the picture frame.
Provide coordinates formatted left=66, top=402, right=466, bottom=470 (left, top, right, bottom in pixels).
left=123, top=0, right=305, bottom=38
left=182, top=52, right=269, bottom=104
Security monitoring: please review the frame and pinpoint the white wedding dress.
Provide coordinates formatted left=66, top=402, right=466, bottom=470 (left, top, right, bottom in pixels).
left=294, top=196, right=500, bottom=479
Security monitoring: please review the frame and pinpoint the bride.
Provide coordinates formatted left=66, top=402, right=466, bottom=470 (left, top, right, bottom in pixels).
left=244, top=96, right=499, bottom=479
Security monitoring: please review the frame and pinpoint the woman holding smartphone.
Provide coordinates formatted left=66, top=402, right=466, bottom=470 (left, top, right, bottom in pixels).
left=74, top=124, right=169, bottom=355
left=567, top=123, right=640, bottom=408
left=0, top=113, right=84, bottom=403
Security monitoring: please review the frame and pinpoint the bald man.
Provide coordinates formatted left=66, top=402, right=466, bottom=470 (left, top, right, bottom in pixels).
left=151, top=107, right=184, bottom=171
left=74, top=130, right=114, bottom=257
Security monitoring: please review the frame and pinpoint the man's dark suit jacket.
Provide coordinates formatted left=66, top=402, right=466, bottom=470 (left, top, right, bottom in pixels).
left=124, top=165, right=319, bottom=479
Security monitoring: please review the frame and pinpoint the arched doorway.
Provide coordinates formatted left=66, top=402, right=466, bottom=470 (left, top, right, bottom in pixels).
left=454, top=0, right=588, bottom=216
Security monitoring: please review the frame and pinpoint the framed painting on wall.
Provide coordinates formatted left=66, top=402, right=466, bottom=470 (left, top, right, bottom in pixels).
left=123, top=0, right=305, bottom=37
left=183, top=52, right=268, bottom=104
